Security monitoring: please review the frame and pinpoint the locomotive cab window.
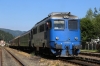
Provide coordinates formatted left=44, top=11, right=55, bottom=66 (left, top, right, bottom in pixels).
left=68, top=20, right=78, bottom=30
left=54, top=20, right=65, bottom=29
left=45, top=21, right=52, bottom=30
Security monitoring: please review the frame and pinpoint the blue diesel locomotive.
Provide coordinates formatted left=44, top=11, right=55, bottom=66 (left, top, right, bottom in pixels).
left=10, top=12, right=81, bottom=57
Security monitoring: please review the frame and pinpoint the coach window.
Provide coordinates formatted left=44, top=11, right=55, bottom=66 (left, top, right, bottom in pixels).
left=46, top=21, right=52, bottom=30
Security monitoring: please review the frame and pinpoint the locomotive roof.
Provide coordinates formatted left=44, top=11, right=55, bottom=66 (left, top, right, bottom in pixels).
left=34, top=12, right=78, bottom=27
left=49, top=12, right=72, bottom=16
left=49, top=12, right=78, bottom=19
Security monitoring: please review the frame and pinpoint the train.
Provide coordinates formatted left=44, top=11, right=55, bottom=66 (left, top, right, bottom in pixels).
left=9, top=12, right=81, bottom=57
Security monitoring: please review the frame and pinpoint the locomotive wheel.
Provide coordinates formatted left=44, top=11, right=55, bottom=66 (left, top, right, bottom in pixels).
left=35, top=47, right=39, bottom=56
left=35, top=49, right=38, bottom=55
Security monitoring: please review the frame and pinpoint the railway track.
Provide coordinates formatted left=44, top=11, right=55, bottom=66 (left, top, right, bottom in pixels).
left=80, top=52, right=100, bottom=57
left=67, top=59, right=98, bottom=66
left=0, top=48, right=2, bottom=66
left=58, top=52, right=100, bottom=66
left=59, top=56, right=100, bottom=66
left=1, top=47, right=29, bottom=66
left=38, top=53, right=100, bottom=66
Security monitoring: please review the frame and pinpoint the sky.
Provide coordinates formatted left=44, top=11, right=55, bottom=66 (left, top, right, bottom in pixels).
left=0, top=0, right=100, bottom=31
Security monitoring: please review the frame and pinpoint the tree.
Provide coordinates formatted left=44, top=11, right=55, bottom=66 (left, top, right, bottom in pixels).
left=80, top=18, right=95, bottom=41
left=85, top=8, right=94, bottom=20
left=93, top=14, right=100, bottom=37
left=94, top=7, right=99, bottom=17
left=82, top=8, right=100, bottom=41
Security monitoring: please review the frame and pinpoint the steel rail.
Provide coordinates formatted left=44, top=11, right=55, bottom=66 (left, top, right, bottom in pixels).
left=4, top=48, right=29, bottom=66
left=0, top=47, right=2, bottom=66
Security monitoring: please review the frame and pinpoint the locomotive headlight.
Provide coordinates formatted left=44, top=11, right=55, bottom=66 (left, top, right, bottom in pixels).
left=55, top=37, right=59, bottom=40
left=75, top=37, right=78, bottom=40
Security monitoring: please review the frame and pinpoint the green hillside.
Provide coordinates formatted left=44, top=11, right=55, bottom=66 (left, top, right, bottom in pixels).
left=0, top=30, right=14, bottom=42
left=0, top=28, right=26, bottom=37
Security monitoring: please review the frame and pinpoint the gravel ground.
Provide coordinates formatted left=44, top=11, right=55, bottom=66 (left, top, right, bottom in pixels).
left=2, top=48, right=21, bottom=66
left=6, top=47, right=77, bottom=66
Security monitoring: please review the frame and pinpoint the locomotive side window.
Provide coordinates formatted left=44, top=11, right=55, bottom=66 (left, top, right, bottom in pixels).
left=68, top=20, right=78, bottom=30
left=54, top=20, right=65, bottom=29
left=39, top=24, right=44, bottom=32
left=33, top=27, right=37, bottom=34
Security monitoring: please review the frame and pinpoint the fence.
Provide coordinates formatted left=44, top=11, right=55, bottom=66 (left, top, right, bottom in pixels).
left=81, top=41, right=97, bottom=50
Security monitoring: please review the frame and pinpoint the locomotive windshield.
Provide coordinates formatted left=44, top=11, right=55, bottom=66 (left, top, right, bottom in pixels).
left=68, top=20, right=78, bottom=30
left=54, top=20, right=65, bottom=29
